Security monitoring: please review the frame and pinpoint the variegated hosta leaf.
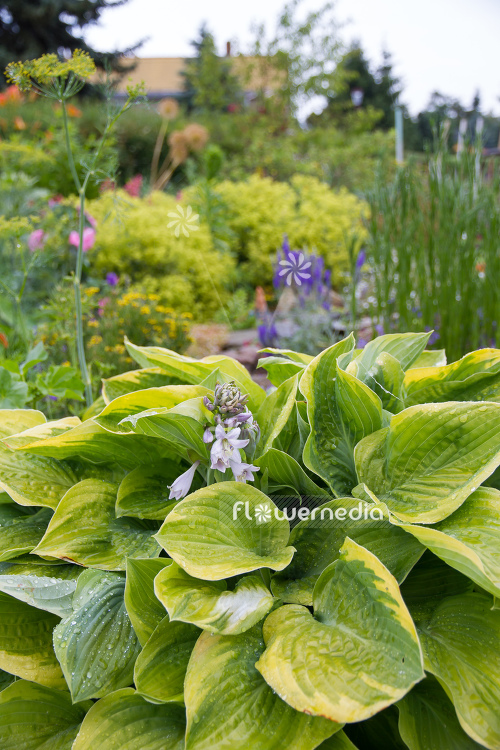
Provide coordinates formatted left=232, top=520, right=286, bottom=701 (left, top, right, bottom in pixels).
left=125, top=338, right=266, bottom=411
left=0, top=408, right=45, bottom=439
left=315, top=731, right=359, bottom=749
left=102, top=367, right=182, bottom=403
left=271, top=497, right=424, bottom=605
left=257, top=356, right=307, bottom=388
left=0, top=591, right=65, bottom=688
left=115, top=461, right=201, bottom=520
left=355, top=401, right=500, bottom=523
left=256, top=538, right=424, bottom=723
left=123, top=398, right=211, bottom=462
left=259, top=348, right=313, bottom=364
left=346, top=332, right=431, bottom=378
left=72, top=688, right=186, bottom=750
left=404, top=348, right=500, bottom=406
left=134, top=616, right=199, bottom=704
left=155, top=482, right=295, bottom=580
left=33, top=479, right=159, bottom=570
left=256, top=374, right=298, bottom=455
left=410, top=349, right=447, bottom=368
left=184, top=628, right=341, bottom=750
left=255, top=448, right=330, bottom=499
left=301, top=335, right=383, bottom=496
left=0, top=561, right=80, bottom=617
left=0, top=441, right=76, bottom=508
left=0, top=506, right=52, bottom=561
left=341, top=706, right=407, bottom=750
left=0, top=669, right=15, bottom=691
left=397, top=675, right=485, bottom=750
left=95, top=385, right=210, bottom=433
left=2, top=417, right=81, bottom=449
left=15, top=419, right=173, bottom=467
left=416, top=591, right=500, bottom=750
left=124, top=557, right=172, bottom=646
left=53, top=570, right=140, bottom=702
left=394, top=487, right=500, bottom=597
left=154, top=562, right=274, bottom=634
left=0, top=680, right=92, bottom=750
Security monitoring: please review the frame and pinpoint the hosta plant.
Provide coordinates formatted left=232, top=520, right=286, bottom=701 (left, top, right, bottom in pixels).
left=0, top=332, right=500, bottom=748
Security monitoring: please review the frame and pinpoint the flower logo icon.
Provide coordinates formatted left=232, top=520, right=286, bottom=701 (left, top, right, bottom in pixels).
left=167, top=205, right=200, bottom=237
left=254, top=503, right=272, bottom=523
left=278, top=250, right=312, bottom=286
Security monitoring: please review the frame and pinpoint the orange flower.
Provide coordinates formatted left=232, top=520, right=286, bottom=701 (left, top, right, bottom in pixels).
left=476, top=262, right=486, bottom=273
left=67, top=103, right=82, bottom=117
left=14, top=116, right=26, bottom=130
left=0, top=332, right=8, bottom=348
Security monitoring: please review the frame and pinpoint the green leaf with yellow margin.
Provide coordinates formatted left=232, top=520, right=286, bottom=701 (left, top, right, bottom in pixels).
left=0, top=409, right=45, bottom=439
left=184, top=627, right=341, bottom=750
left=102, top=367, right=181, bottom=403
left=124, top=558, right=171, bottom=646
left=355, top=402, right=500, bottom=523
left=134, top=616, right=199, bottom=704
left=0, top=507, right=52, bottom=561
left=72, top=688, right=186, bottom=750
left=116, top=460, right=201, bottom=520
left=155, top=482, right=295, bottom=580
left=0, top=441, right=77, bottom=508
left=33, top=479, right=159, bottom=570
left=256, top=374, right=298, bottom=454
left=0, top=680, right=92, bottom=750
left=155, top=562, right=274, bottom=634
left=256, top=538, right=424, bottom=723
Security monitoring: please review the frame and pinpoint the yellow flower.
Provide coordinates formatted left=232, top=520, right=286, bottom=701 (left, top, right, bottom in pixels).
left=84, top=287, right=100, bottom=298
left=89, top=335, right=103, bottom=347
left=88, top=320, right=99, bottom=328
left=140, top=305, right=150, bottom=315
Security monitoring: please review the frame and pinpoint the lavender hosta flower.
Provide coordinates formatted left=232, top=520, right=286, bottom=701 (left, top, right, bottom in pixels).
left=229, top=458, right=259, bottom=483
left=28, top=228, right=45, bottom=252
left=356, top=249, right=366, bottom=271
left=168, top=461, right=200, bottom=500
left=106, top=272, right=119, bottom=286
left=203, top=427, right=214, bottom=443
left=210, top=425, right=249, bottom=471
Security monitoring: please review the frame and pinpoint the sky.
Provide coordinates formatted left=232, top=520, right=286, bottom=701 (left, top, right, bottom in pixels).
left=84, top=0, right=500, bottom=117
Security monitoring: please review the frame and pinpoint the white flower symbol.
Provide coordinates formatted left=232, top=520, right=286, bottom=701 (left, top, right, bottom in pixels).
left=167, top=205, right=200, bottom=237
left=278, top=251, right=312, bottom=286
left=254, top=503, right=272, bottom=523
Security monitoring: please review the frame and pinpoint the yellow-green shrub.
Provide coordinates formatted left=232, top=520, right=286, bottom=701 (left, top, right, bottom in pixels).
left=215, top=174, right=368, bottom=287
left=88, top=191, right=235, bottom=319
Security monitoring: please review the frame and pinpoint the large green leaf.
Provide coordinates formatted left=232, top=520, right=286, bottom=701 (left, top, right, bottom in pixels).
left=301, top=336, right=383, bottom=495
left=16, top=419, right=172, bottom=467
left=409, top=349, right=447, bottom=368
left=124, top=398, right=211, bottom=462
left=0, top=369, right=28, bottom=408
left=95, top=384, right=210, bottom=433
left=416, top=591, right=500, bottom=749
left=184, top=628, right=340, bottom=750
left=0, top=409, right=45, bottom=439
left=315, top=732, right=359, bottom=750
left=271, top=497, right=423, bottom=605
left=347, top=332, right=431, bottom=376
left=0, top=591, right=64, bottom=688
left=126, top=339, right=266, bottom=411
left=0, top=680, right=91, bottom=750
left=33, top=479, right=159, bottom=570
left=394, top=487, right=500, bottom=597
left=124, top=557, right=171, bottom=646
left=404, top=348, right=500, bottom=406
left=2, top=417, right=81, bottom=449
left=355, top=402, right=500, bottom=523
left=155, top=562, right=274, bottom=634
left=156, top=482, right=295, bottom=580
left=0, top=506, right=52, bottom=561
left=72, top=688, right=186, bottom=750
left=397, top=675, right=485, bottom=750
left=0, top=442, right=76, bottom=508
left=255, top=448, right=330, bottom=498
left=134, top=616, right=199, bottom=704
left=102, top=367, right=181, bottom=403
left=257, top=356, right=306, bottom=388
left=53, top=570, right=140, bottom=702
left=256, top=538, right=424, bottom=723
left=115, top=460, right=199, bottom=520
left=342, top=706, right=407, bottom=750
left=256, top=375, right=298, bottom=454
left=0, top=561, right=80, bottom=617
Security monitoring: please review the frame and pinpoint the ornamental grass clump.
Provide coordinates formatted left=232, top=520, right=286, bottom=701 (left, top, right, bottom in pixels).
left=1, top=332, right=500, bottom=747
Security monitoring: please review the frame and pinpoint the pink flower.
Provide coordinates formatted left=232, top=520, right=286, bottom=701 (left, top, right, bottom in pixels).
left=69, top=227, right=96, bottom=252
left=124, top=174, right=143, bottom=197
left=28, top=229, right=45, bottom=252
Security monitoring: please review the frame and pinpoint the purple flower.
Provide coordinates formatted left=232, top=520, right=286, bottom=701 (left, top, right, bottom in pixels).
left=210, top=425, right=249, bottom=471
left=28, top=229, right=45, bottom=252
left=229, top=457, right=259, bottom=483
left=106, top=272, right=119, bottom=286
left=168, top=461, right=200, bottom=500
left=356, top=250, right=366, bottom=270
left=375, top=323, right=384, bottom=336
left=203, top=427, right=214, bottom=443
